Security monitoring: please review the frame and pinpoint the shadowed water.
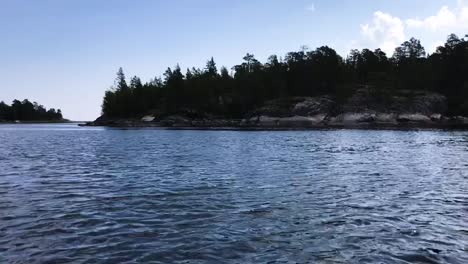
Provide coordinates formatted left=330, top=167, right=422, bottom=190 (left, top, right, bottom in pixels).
left=1, top=124, right=468, bottom=263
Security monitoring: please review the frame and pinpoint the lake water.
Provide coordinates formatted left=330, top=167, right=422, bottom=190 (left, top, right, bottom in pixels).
left=1, top=124, right=468, bottom=263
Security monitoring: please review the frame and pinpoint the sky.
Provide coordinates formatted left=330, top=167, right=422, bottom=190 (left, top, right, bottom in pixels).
left=1, top=0, right=468, bottom=121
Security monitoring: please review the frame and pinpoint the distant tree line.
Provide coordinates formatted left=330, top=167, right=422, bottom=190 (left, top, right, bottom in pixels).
left=0, top=99, right=63, bottom=121
left=102, top=34, right=468, bottom=118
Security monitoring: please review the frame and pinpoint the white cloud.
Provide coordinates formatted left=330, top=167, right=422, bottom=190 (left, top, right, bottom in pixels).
left=406, top=6, right=458, bottom=31
left=359, top=11, right=406, bottom=54
left=307, top=4, right=315, bottom=12
left=461, top=6, right=468, bottom=24
left=428, top=40, right=445, bottom=54
left=354, top=0, right=468, bottom=55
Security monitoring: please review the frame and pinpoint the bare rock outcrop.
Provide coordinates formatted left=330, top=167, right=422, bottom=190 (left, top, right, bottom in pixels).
left=247, top=89, right=455, bottom=128
left=85, top=88, right=468, bottom=129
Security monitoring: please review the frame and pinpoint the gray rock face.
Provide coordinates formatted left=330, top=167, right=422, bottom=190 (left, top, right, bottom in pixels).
left=258, top=116, right=279, bottom=127
left=411, top=93, right=447, bottom=114
left=292, top=97, right=336, bottom=116
left=141, top=115, right=155, bottom=122
left=252, top=96, right=336, bottom=118
left=329, top=113, right=376, bottom=125
left=375, top=113, right=398, bottom=124
left=87, top=88, right=468, bottom=129
left=341, top=88, right=448, bottom=114
left=246, top=114, right=327, bottom=128
left=248, top=88, right=452, bottom=127
left=278, top=115, right=326, bottom=127
left=430, top=114, right=442, bottom=121
left=397, top=114, right=432, bottom=123
left=252, top=98, right=304, bottom=117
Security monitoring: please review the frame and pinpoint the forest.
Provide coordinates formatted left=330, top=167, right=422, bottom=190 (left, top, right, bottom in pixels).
left=102, top=34, right=468, bottom=119
left=0, top=99, right=63, bottom=121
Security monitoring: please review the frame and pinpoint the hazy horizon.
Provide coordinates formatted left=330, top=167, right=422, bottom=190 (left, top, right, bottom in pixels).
left=2, top=0, right=467, bottom=120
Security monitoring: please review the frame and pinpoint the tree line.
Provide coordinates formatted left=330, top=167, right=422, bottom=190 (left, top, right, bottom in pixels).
left=102, top=34, right=468, bottom=118
left=0, top=99, right=63, bottom=121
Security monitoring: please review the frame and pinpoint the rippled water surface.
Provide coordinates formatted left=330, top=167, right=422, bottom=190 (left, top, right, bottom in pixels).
left=1, top=124, right=468, bottom=263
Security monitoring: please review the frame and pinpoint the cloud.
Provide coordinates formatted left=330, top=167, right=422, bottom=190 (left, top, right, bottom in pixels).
left=359, top=11, right=406, bottom=55
left=427, top=40, right=446, bottom=54
left=306, top=3, right=315, bottom=12
left=354, top=0, right=468, bottom=55
left=406, top=6, right=459, bottom=31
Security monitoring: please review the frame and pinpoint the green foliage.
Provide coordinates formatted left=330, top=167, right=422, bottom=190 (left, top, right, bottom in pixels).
left=101, top=34, right=468, bottom=118
left=0, top=99, right=63, bottom=121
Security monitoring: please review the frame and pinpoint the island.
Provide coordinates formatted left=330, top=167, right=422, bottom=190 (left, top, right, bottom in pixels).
left=0, top=99, right=66, bottom=123
left=84, top=34, right=468, bottom=129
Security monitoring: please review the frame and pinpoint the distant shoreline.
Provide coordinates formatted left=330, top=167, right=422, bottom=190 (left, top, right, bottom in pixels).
left=0, top=120, right=71, bottom=124
left=80, top=119, right=468, bottom=131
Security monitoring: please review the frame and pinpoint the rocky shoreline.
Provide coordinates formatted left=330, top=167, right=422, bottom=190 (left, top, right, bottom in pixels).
left=82, top=89, right=468, bottom=130
left=81, top=115, right=468, bottom=130
left=1, top=120, right=71, bottom=124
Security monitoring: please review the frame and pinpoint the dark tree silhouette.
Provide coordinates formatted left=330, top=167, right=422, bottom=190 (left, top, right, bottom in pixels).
left=100, top=34, right=468, bottom=118
left=0, top=100, right=63, bottom=121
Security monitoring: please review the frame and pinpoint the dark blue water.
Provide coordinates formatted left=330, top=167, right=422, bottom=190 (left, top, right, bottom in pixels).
left=1, top=124, right=468, bottom=263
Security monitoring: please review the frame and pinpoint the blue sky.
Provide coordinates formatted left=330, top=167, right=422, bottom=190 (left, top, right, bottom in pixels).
left=1, top=0, right=467, bottom=120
